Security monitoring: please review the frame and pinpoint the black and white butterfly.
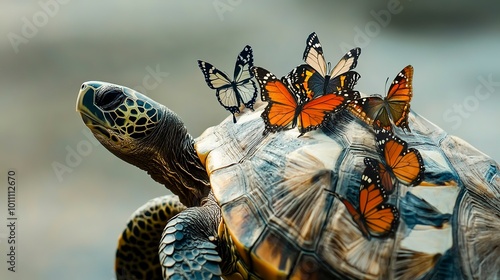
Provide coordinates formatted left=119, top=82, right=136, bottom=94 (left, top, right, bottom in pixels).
left=287, top=32, right=361, bottom=100
left=198, top=45, right=257, bottom=123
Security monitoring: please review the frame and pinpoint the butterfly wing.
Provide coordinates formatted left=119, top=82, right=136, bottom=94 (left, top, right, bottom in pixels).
left=297, top=90, right=358, bottom=134
left=364, top=204, right=399, bottom=238
left=233, top=45, right=254, bottom=83
left=303, top=32, right=327, bottom=77
left=287, top=65, right=361, bottom=101
left=331, top=192, right=372, bottom=239
left=284, top=65, right=315, bottom=101
left=233, top=45, right=258, bottom=110
left=323, top=47, right=361, bottom=95
left=386, top=65, right=414, bottom=132
left=198, top=60, right=232, bottom=90
left=358, top=164, right=399, bottom=238
left=198, top=60, right=242, bottom=121
left=365, top=157, right=395, bottom=194
left=348, top=96, right=393, bottom=130
left=296, top=32, right=329, bottom=99
left=286, top=64, right=323, bottom=100
left=326, top=47, right=361, bottom=88
left=324, top=70, right=361, bottom=94
left=358, top=165, right=386, bottom=214
left=376, top=129, right=425, bottom=187
left=252, top=66, right=298, bottom=133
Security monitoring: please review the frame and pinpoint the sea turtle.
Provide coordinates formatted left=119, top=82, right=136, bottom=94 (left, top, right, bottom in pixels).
left=76, top=81, right=500, bottom=279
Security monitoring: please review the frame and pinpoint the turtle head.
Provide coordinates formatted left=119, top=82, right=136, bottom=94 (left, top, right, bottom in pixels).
left=76, top=81, right=210, bottom=207
left=76, top=81, right=165, bottom=152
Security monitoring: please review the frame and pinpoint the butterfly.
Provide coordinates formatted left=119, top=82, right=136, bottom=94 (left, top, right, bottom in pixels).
left=252, top=66, right=359, bottom=136
left=348, top=65, right=414, bottom=132
left=198, top=45, right=257, bottom=123
left=286, top=32, right=361, bottom=99
left=365, top=129, right=425, bottom=194
left=331, top=163, right=399, bottom=240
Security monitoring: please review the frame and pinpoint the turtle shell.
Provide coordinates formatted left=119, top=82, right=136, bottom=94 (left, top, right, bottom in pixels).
left=195, top=101, right=500, bottom=279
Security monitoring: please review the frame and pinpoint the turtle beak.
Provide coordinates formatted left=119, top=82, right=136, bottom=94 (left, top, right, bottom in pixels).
left=76, top=81, right=111, bottom=130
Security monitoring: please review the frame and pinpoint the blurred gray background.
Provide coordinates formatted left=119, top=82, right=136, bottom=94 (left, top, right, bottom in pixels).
left=0, top=0, right=499, bottom=279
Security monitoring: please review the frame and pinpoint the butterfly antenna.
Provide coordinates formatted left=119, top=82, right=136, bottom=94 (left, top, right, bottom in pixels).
left=327, top=61, right=332, bottom=74
left=384, top=77, right=390, bottom=93
left=323, top=188, right=341, bottom=199
left=262, top=129, right=270, bottom=137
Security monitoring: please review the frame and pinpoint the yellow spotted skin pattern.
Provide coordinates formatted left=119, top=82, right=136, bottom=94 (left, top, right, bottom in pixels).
left=76, top=82, right=164, bottom=153
left=115, top=195, right=186, bottom=280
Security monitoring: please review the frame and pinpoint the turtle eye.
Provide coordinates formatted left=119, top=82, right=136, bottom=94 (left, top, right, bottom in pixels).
left=96, top=88, right=126, bottom=111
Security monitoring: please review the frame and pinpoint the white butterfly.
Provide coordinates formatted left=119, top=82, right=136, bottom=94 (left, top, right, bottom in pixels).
left=198, top=45, right=257, bottom=123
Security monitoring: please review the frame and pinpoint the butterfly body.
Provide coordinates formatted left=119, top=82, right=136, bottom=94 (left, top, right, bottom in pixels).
left=225, top=81, right=245, bottom=106
left=253, top=66, right=359, bottom=136
left=321, top=74, right=332, bottom=94
left=198, top=45, right=257, bottom=123
left=349, top=65, right=414, bottom=132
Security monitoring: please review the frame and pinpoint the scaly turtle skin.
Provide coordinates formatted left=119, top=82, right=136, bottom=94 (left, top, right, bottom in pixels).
left=76, top=81, right=500, bottom=279
left=115, top=195, right=186, bottom=279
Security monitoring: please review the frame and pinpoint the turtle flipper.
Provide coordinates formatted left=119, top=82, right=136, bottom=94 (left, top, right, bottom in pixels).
left=115, top=195, right=186, bottom=280
left=159, top=198, right=223, bottom=280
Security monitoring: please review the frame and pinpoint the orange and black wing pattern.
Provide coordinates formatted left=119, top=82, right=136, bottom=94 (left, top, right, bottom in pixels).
left=252, top=66, right=358, bottom=135
left=285, top=33, right=361, bottom=100
left=374, top=128, right=425, bottom=193
left=365, top=157, right=396, bottom=194
left=297, top=90, right=358, bottom=134
left=348, top=95, right=386, bottom=129
left=333, top=163, right=399, bottom=240
left=287, top=66, right=361, bottom=101
left=348, top=65, right=413, bottom=132
left=385, top=65, right=413, bottom=131
left=253, top=67, right=299, bottom=132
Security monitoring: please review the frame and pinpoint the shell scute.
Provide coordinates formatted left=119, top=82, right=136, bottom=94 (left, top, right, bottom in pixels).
left=211, top=165, right=249, bottom=205
left=221, top=196, right=267, bottom=265
left=272, top=149, right=335, bottom=248
left=289, top=254, right=335, bottom=280
left=250, top=227, right=300, bottom=280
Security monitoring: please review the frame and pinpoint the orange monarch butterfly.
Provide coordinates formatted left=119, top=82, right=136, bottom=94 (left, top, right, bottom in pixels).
left=366, top=129, right=425, bottom=194
left=348, top=65, right=413, bottom=132
left=198, top=45, right=257, bottom=123
left=331, top=163, right=399, bottom=240
left=287, top=32, right=361, bottom=99
left=252, top=66, right=359, bottom=136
